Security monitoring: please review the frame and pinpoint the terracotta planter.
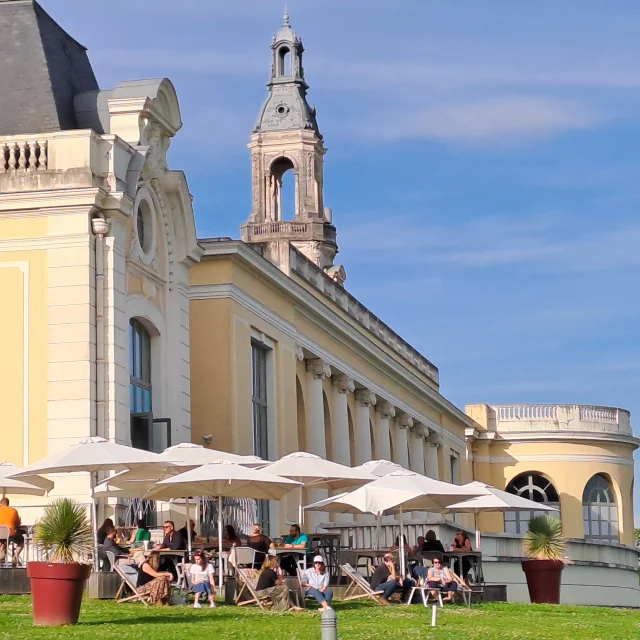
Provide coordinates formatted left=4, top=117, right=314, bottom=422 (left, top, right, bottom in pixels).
left=521, top=559, right=564, bottom=604
left=28, top=562, right=91, bottom=626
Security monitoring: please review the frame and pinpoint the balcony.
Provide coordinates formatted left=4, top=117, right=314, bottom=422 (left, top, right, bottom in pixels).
left=487, top=403, right=632, bottom=436
left=241, top=219, right=336, bottom=245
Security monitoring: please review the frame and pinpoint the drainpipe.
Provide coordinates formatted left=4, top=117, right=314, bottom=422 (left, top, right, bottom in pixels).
left=91, top=217, right=110, bottom=440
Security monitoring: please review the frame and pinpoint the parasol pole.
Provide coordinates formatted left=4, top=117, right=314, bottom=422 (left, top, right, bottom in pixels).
left=399, top=507, right=406, bottom=578
left=475, top=511, right=481, bottom=550
left=298, top=485, right=303, bottom=527
left=217, top=495, right=223, bottom=597
left=186, top=497, right=192, bottom=555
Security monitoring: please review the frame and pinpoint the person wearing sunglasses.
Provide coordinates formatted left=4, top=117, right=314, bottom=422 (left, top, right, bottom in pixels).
left=426, top=558, right=459, bottom=603
left=154, top=521, right=185, bottom=581
left=301, top=555, right=333, bottom=611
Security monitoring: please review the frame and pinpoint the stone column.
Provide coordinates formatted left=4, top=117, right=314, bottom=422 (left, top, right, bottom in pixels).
left=425, top=430, right=443, bottom=480
left=391, top=413, right=412, bottom=469
left=330, top=374, right=354, bottom=466
left=305, top=359, right=331, bottom=531
left=373, top=401, right=395, bottom=461
left=354, top=390, right=376, bottom=464
left=408, top=423, right=426, bottom=475
left=305, top=359, right=331, bottom=457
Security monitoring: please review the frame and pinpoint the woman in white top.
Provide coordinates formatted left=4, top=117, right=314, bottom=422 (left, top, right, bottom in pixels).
left=189, top=551, right=216, bottom=608
left=301, top=555, right=333, bottom=611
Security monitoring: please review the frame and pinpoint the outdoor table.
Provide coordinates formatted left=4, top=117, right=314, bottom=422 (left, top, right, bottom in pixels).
left=272, top=547, right=308, bottom=571
left=444, top=550, right=483, bottom=584
left=353, top=548, right=386, bottom=577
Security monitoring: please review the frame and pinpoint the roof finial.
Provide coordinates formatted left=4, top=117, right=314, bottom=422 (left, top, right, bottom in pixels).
left=283, top=3, right=290, bottom=27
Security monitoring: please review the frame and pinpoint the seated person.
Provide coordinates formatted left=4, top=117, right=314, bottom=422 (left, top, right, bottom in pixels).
left=0, top=498, right=24, bottom=566
left=126, top=519, right=151, bottom=548
left=413, top=536, right=425, bottom=555
left=189, top=550, right=216, bottom=608
left=246, top=523, right=271, bottom=567
left=422, top=529, right=445, bottom=554
left=277, top=524, right=309, bottom=576
left=137, top=551, right=173, bottom=606
left=96, top=518, right=114, bottom=545
left=102, top=527, right=129, bottom=567
left=370, top=553, right=415, bottom=605
left=223, top=524, right=243, bottom=548
left=179, top=519, right=198, bottom=544
left=156, top=520, right=185, bottom=551
left=426, top=558, right=467, bottom=603
left=301, top=555, right=333, bottom=611
left=254, top=555, right=302, bottom=612
left=155, top=520, right=185, bottom=581
left=451, top=529, right=473, bottom=579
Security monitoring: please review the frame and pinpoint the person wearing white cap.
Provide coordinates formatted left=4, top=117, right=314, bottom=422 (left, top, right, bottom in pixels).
left=301, top=555, right=333, bottom=611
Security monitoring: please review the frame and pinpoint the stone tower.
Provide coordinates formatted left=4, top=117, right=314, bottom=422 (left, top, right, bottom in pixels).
left=241, top=9, right=341, bottom=276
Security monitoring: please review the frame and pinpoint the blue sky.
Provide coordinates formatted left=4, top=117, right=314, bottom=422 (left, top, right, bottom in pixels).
left=44, top=1, right=640, bottom=515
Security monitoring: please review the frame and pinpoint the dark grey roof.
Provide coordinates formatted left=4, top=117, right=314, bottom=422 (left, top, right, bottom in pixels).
left=0, top=0, right=98, bottom=135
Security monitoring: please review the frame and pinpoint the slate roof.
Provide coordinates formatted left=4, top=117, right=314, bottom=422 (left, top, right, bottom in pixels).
left=0, top=0, right=98, bottom=135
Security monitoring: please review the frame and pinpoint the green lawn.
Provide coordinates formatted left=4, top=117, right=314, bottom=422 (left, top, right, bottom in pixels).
left=1, top=596, right=639, bottom=639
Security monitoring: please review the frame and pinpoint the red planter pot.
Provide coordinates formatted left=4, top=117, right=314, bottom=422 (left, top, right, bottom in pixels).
left=521, top=559, right=565, bottom=604
left=27, top=562, right=91, bottom=626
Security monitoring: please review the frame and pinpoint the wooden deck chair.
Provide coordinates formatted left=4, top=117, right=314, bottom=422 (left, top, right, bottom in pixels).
left=235, top=567, right=272, bottom=610
left=114, top=564, right=150, bottom=606
left=340, top=564, right=384, bottom=603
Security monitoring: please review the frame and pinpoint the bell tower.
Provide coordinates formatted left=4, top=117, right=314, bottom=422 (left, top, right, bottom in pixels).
left=241, top=9, right=339, bottom=273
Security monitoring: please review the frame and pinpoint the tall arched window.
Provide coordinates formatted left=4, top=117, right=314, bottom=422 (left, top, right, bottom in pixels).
left=583, top=474, right=619, bottom=542
left=270, top=157, right=295, bottom=221
left=505, top=472, right=561, bottom=534
left=130, top=319, right=152, bottom=451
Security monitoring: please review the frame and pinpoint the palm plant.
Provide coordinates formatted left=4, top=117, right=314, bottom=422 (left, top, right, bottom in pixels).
left=34, top=499, right=94, bottom=564
left=523, top=515, right=567, bottom=562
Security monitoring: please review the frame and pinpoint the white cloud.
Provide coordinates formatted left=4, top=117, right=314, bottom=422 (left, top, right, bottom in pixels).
left=372, top=97, right=601, bottom=145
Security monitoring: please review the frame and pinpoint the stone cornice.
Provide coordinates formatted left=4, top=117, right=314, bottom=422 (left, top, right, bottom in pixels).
left=195, top=239, right=476, bottom=432
left=475, top=430, right=640, bottom=449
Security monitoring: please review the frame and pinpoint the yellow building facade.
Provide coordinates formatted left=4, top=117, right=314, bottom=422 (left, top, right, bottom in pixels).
left=0, top=3, right=638, bottom=600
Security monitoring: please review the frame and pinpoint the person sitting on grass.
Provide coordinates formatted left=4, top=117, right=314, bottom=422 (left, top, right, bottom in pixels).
left=426, top=557, right=461, bottom=603
left=190, top=550, right=216, bottom=609
left=137, top=551, right=173, bottom=606
left=126, top=519, right=151, bottom=548
left=255, top=554, right=303, bottom=612
left=301, top=555, right=333, bottom=612
left=370, top=553, right=416, bottom=605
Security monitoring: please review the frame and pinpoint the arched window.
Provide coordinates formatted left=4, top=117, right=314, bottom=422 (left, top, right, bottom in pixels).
left=278, top=46, right=291, bottom=76
left=130, top=319, right=152, bottom=451
left=583, top=474, right=619, bottom=542
left=504, top=472, right=561, bottom=534
left=269, top=157, right=295, bottom=221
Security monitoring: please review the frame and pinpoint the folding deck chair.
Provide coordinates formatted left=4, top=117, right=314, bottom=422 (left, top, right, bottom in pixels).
left=234, top=567, right=271, bottom=610
left=114, top=564, right=150, bottom=605
left=340, top=563, right=384, bottom=603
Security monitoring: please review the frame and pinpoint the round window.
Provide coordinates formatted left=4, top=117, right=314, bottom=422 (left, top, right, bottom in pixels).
left=276, top=104, right=289, bottom=116
left=136, top=200, right=153, bottom=254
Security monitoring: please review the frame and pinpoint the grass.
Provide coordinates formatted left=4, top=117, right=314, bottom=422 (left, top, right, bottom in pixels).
left=1, top=596, right=640, bottom=639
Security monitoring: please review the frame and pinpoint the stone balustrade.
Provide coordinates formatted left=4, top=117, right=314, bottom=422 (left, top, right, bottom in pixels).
left=242, top=219, right=337, bottom=244
left=489, top=403, right=632, bottom=436
left=0, top=140, right=48, bottom=172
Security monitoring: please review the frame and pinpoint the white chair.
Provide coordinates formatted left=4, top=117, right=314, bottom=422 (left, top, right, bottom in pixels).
left=0, top=526, right=11, bottom=567
left=233, top=546, right=257, bottom=568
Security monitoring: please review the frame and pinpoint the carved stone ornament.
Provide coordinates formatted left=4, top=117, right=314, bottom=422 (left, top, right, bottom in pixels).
left=410, top=423, right=427, bottom=439
left=376, top=401, right=396, bottom=419
left=396, top=413, right=414, bottom=430
left=306, top=358, right=331, bottom=380
left=295, top=343, right=305, bottom=362
left=333, top=374, right=355, bottom=394
left=427, top=430, right=444, bottom=448
left=355, top=390, right=377, bottom=408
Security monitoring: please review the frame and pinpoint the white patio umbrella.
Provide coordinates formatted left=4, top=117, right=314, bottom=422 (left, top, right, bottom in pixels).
left=0, top=462, right=53, bottom=497
left=446, top=481, right=559, bottom=549
left=260, top=452, right=375, bottom=525
left=352, top=459, right=405, bottom=478
left=305, top=469, right=484, bottom=576
left=150, top=460, right=302, bottom=594
left=8, top=437, right=177, bottom=565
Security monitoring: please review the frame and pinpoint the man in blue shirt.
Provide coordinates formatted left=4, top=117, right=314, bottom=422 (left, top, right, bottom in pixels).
left=279, top=524, right=309, bottom=575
